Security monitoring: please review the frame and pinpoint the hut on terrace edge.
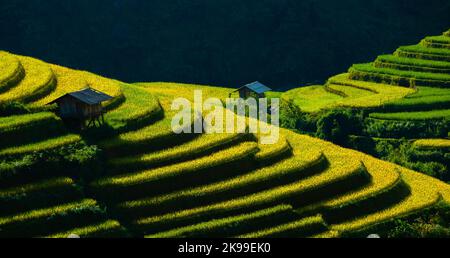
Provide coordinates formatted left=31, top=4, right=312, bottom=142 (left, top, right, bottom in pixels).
left=48, top=87, right=113, bottom=128
left=230, top=81, right=272, bottom=99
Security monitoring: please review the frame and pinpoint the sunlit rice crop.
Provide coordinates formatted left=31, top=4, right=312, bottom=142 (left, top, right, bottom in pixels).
left=93, top=142, right=259, bottom=190
left=0, top=134, right=82, bottom=158
left=0, top=51, right=24, bottom=93
left=104, top=83, right=161, bottom=131
left=0, top=55, right=55, bottom=103
left=414, top=139, right=450, bottom=149
left=237, top=215, right=326, bottom=238
left=44, top=220, right=123, bottom=238
left=349, top=63, right=450, bottom=88
left=146, top=205, right=293, bottom=238
left=109, top=132, right=246, bottom=171
left=375, top=55, right=450, bottom=74
left=282, top=85, right=343, bottom=113
left=331, top=171, right=442, bottom=233
left=369, top=109, right=450, bottom=120
left=31, top=64, right=123, bottom=108
left=0, top=177, right=75, bottom=199
left=397, top=45, right=450, bottom=56
left=117, top=150, right=325, bottom=215
left=0, top=199, right=98, bottom=226
left=255, top=134, right=291, bottom=161
left=134, top=157, right=364, bottom=230
left=0, top=112, right=60, bottom=134
left=322, top=158, right=401, bottom=209
left=395, top=45, right=450, bottom=62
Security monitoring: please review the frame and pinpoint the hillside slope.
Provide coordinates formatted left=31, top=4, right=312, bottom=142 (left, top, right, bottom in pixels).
left=282, top=30, right=450, bottom=182
left=283, top=29, right=450, bottom=115
left=0, top=52, right=450, bottom=237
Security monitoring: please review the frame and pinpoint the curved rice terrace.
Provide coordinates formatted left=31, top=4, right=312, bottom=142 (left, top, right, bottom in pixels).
left=282, top=29, right=450, bottom=184
left=1, top=34, right=450, bottom=238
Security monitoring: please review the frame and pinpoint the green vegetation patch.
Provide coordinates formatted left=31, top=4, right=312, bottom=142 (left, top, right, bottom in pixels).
left=369, top=109, right=450, bottom=121
left=109, top=132, right=247, bottom=173
left=0, top=55, right=56, bottom=103
left=0, top=112, right=65, bottom=148
left=376, top=55, right=450, bottom=69
left=0, top=177, right=81, bottom=214
left=327, top=84, right=375, bottom=98
left=0, top=51, right=24, bottom=93
left=426, top=36, right=450, bottom=44
left=104, top=83, right=162, bottom=132
left=92, top=142, right=259, bottom=200
left=349, top=63, right=450, bottom=88
left=0, top=199, right=104, bottom=237
left=0, top=134, right=82, bottom=158
left=44, top=220, right=126, bottom=238
left=0, top=177, right=75, bottom=199
left=405, top=86, right=450, bottom=98
left=395, top=45, right=450, bottom=62
left=397, top=45, right=450, bottom=56
left=375, top=55, right=450, bottom=73
left=444, top=30, right=450, bottom=37
left=414, top=139, right=450, bottom=150
left=326, top=73, right=414, bottom=108
left=133, top=160, right=366, bottom=233
left=0, top=112, right=58, bottom=133
left=116, top=151, right=326, bottom=218
left=282, top=85, right=343, bottom=113
left=376, top=87, right=450, bottom=113
left=422, top=36, right=450, bottom=49
left=147, top=205, right=294, bottom=238
left=237, top=215, right=327, bottom=238
left=332, top=172, right=441, bottom=234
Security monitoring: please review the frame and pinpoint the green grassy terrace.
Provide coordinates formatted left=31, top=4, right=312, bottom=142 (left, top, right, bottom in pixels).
left=0, top=29, right=450, bottom=238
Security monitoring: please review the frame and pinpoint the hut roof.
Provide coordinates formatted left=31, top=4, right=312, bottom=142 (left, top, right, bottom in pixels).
left=235, top=81, right=272, bottom=94
left=48, top=88, right=113, bottom=105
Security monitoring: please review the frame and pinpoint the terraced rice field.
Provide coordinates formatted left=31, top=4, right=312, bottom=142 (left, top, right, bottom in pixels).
left=0, top=51, right=24, bottom=93
left=0, top=134, right=82, bottom=158
left=1, top=46, right=450, bottom=238
left=102, top=83, right=161, bottom=132
left=90, top=83, right=450, bottom=238
left=0, top=55, right=56, bottom=103
left=349, top=63, right=450, bottom=88
left=0, top=113, right=127, bottom=237
left=283, top=30, right=449, bottom=159
left=395, top=45, right=450, bottom=62
left=369, top=109, right=450, bottom=120
left=282, top=30, right=449, bottom=205
left=0, top=52, right=123, bottom=109
left=282, top=85, right=344, bottom=112
left=375, top=55, right=450, bottom=73
left=0, top=52, right=136, bottom=238
left=0, top=112, right=65, bottom=147
left=421, top=36, right=450, bottom=49
left=413, top=139, right=450, bottom=150
left=282, top=74, right=413, bottom=112
left=358, top=31, right=450, bottom=126
left=32, top=64, right=123, bottom=108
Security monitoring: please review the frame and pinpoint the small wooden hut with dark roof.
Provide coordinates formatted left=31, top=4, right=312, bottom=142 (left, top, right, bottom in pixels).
left=48, top=88, right=113, bottom=128
left=230, top=81, right=272, bottom=99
